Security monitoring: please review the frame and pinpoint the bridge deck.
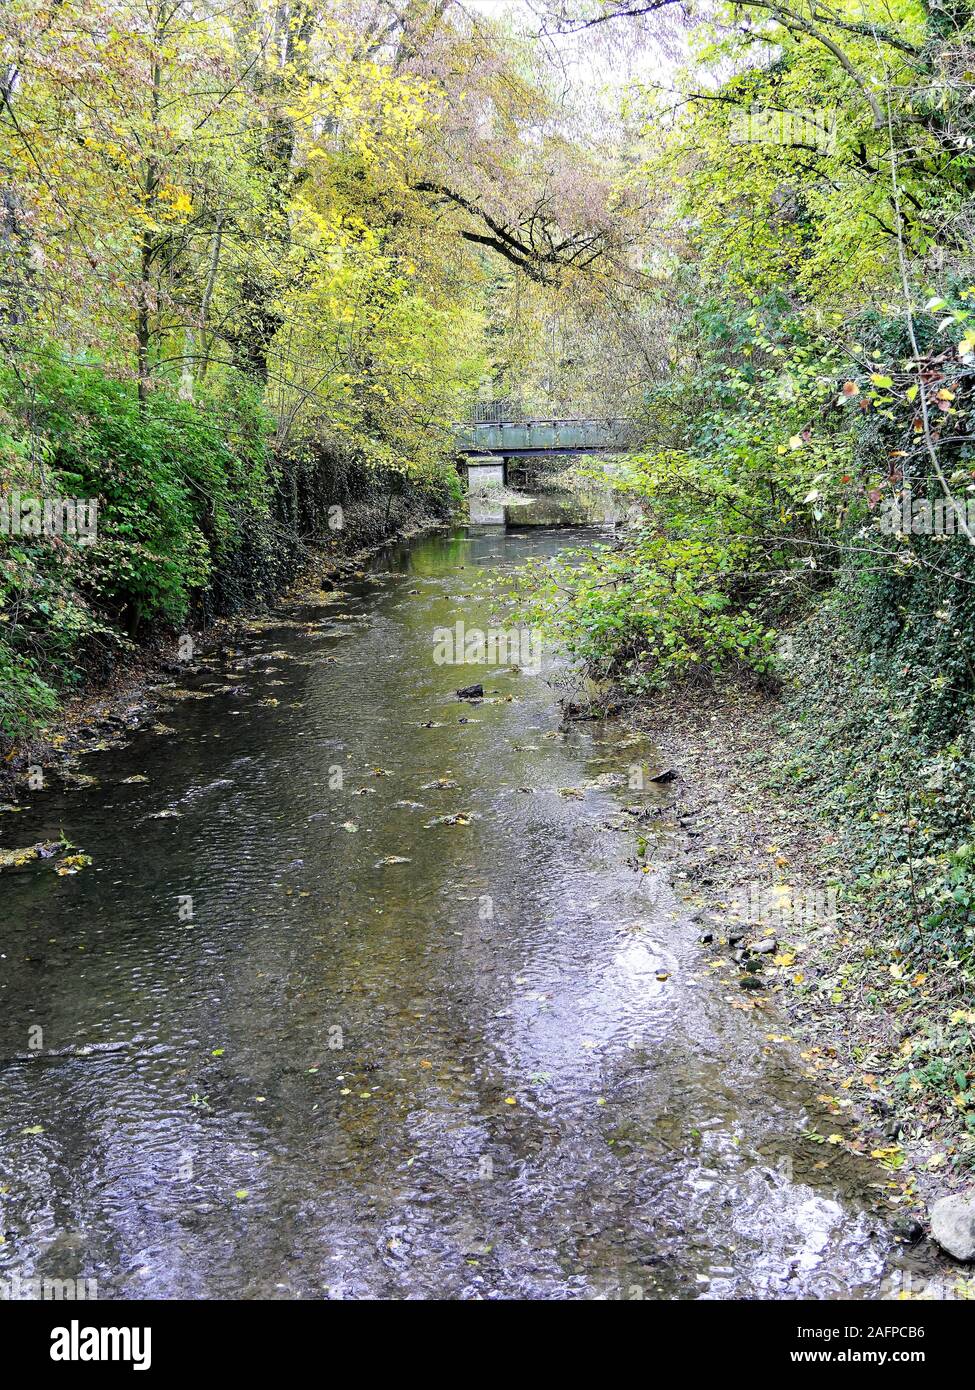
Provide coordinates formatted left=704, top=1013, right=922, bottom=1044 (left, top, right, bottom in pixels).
left=454, top=418, right=632, bottom=457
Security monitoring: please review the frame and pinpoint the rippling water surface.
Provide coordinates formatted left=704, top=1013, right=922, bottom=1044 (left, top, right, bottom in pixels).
left=0, top=528, right=927, bottom=1298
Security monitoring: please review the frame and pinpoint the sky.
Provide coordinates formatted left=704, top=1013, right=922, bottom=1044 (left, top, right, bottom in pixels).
left=464, top=0, right=684, bottom=96
left=464, top=0, right=681, bottom=85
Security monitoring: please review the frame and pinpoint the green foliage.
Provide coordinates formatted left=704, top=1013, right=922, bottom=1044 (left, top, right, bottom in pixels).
left=511, top=306, right=853, bottom=689
left=512, top=530, right=779, bottom=691
left=0, top=644, right=58, bottom=739
left=3, top=357, right=274, bottom=632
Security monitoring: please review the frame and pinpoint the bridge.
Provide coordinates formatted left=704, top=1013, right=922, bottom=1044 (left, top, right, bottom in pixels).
left=454, top=417, right=634, bottom=489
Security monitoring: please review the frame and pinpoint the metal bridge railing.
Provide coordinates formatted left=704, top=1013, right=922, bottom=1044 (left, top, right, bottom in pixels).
left=466, top=399, right=525, bottom=424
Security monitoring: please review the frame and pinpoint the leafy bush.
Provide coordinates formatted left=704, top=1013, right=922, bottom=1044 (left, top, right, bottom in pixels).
left=0, top=645, right=58, bottom=739
left=509, top=306, right=851, bottom=690
left=7, top=358, right=274, bottom=631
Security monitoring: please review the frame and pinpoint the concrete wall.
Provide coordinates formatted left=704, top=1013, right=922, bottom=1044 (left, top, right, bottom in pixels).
left=464, top=457, right=505, bottom=490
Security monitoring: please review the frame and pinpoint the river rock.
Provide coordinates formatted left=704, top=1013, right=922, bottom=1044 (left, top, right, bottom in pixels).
left=930, top=1194, right=975, bottom=1260
left=747, top=937, right=778, bottom=954
left=456, top=683, right=483, bottom=699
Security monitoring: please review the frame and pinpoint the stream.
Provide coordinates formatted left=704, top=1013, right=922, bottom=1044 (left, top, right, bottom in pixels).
left=0, top=527, right=933, bottom=1299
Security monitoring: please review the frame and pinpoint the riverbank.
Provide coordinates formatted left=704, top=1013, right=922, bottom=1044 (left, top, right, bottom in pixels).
left=0, top=509, right=450, bottom=804
left=0, top=352, right=468, bottom=772
left=635, top=681, right=975, bottom=1280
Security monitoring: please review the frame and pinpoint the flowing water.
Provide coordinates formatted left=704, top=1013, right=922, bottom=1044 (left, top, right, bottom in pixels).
left=0, top=528, right=932, bottom=1299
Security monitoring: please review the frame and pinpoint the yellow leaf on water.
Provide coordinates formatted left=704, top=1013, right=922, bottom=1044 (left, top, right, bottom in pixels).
left=54, top=854, right=92, bottom=876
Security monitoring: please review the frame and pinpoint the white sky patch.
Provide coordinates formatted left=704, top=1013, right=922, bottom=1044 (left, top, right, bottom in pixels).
left=464, top=0, right=681, bottom=86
